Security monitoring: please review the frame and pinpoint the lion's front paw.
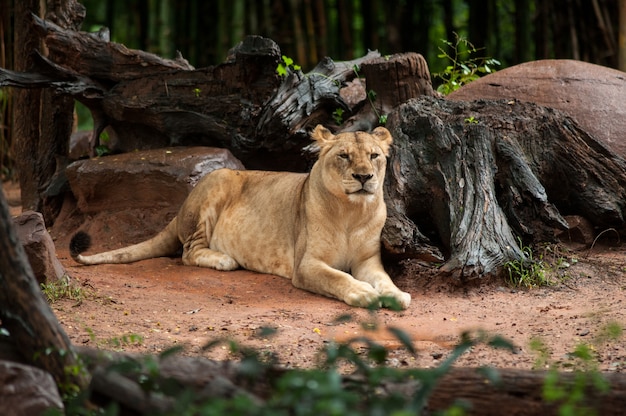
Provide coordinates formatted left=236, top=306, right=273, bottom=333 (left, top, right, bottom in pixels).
left=343, top=282, right=381, bottom=308
left=379, top=289, right=411, bottom=310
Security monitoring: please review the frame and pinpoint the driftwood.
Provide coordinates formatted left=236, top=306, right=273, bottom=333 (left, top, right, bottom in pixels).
left=76, top=346, right=626, bottom=415
left=3, top=16, right=626, bottom=278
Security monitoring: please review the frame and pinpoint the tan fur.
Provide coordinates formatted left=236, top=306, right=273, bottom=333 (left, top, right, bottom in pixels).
left=72, top=125, right=411, bottom=309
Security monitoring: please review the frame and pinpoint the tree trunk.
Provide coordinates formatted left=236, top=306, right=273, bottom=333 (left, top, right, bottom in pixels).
left=12, top=0, right=86, bottom=225
left=382, top=97, right=626, bottom=279
left=12, top=0, right=43, bottom=212
left=0, top=186, right=88, bottom=390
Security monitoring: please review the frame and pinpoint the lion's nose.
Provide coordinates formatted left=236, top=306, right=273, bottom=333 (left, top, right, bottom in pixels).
left=352, top=173, right=373, bottom=184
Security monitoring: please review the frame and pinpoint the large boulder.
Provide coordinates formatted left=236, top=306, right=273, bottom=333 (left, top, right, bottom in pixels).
left=0, top=360, right=63, bottom=415
left=66, top=146, right=244, bottom=213
left=55, top=146, right=245, bottom=249
left=13, top=211, right=66, bottom=284
left=448, top=60, right=626, bottom=158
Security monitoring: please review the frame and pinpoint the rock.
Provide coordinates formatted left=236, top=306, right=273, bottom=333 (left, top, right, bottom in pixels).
left=0, top=360, right=64, bottom=415
left=66, top=146, right=245, bottom=214
left=555, top=215, right=595, bottom=246
left=448, top=60, right=626, bottom=158
left=69, top=127, right=120, bottom=160
left=13, top=211, right=66, bottom=284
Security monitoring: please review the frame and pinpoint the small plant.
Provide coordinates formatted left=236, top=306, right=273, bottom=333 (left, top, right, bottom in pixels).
left=353, top=65, right=387, bottom=126
left=192, top=87, right=201, bottom=97
left=504, top=238, right=550, bottom=288
left=106, top=333, right=144, bottom=349
left=40, top=275, right=88, bottom=303
left=464, top=116, right=478, bottom=124
left=505, top=241, right=578, bottom=288
left=276, top=55, right=301, bottom=77
left=95, top=130, right=112, bottom=157
left=435, top=33, right=500, bottom=95
left=332, top=108, right=345, bottom=125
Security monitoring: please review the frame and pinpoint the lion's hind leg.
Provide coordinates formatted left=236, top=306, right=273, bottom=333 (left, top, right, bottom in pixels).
left=182, top=245, right=239, bottom=271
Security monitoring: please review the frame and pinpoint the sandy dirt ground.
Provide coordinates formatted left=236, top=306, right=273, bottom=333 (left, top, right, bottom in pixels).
left=4, top=181, right=626, bottom=372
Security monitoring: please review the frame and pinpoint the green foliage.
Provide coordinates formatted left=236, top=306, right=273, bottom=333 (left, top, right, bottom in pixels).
left=435, top=34, right=501, bottom=95
left=52, top=316, right=519, bottom=416
left=352, top=65, right=387, bottom=126
left=95, top=130, right=112, bottom=157
left=106, top=333, right=144, bottom=349
left=332, top=108, right=345, bottom=125
left=504, top=241, right=578, bottom=288
left=504, top=239, right=549, bottom=288
left=276, top=55, right=301, bottom=77
left=33, top=348, right=89, bottom=403
left=531, top=323, right=623, bottom=416
left=40, top=275, right=89, bottom=303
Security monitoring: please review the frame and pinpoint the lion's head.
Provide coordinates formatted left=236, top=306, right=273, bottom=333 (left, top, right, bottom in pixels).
left=311, top=125, right=393, bottom=203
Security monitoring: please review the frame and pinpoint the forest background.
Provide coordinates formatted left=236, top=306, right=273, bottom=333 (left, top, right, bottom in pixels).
left=0, top=0, right=625, bottom=179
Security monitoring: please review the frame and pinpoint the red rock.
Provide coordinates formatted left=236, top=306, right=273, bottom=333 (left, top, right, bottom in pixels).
left=448, top=60, right=626, bottom=158
left=0, top=360, right=63, bottom=415
left=13, top=211, right=66, bottom=284
left=66, top=146, right=244, bottom=213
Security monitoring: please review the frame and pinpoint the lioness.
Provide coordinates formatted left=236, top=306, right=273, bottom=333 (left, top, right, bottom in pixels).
left=70, top=125, right=411, bottom=309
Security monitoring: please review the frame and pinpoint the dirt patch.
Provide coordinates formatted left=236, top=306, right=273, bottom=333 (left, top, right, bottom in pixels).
left=51, top=236, right=626, bottom=373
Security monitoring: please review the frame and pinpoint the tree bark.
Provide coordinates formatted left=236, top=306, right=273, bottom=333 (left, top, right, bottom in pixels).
left=12, top=0, right=43, bottom=212
left=382, top=97, right=626, bottom=279
left=12, top=1, right=86, bottom=225
left=0, top=186, right=88, bottom=389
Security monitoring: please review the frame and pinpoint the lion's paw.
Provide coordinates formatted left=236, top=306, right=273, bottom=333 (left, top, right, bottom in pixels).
left=378, top=289, right=411, bottom=310
left=343, top=282, right=381, bottom=308
left=214, top=255, right=239, bottom=271
left=195, top=253, right=239, bottom=271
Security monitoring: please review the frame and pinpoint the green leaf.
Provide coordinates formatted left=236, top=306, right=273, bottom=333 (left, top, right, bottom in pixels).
left=387, top=327, right=417, bottom=355
left=276, top=63, right=288, bottom=77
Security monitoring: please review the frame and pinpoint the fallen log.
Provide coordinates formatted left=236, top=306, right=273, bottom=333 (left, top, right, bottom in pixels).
left=76, top=346, right=626, bottom=415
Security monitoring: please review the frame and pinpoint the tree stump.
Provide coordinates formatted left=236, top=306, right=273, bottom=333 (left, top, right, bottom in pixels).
left=382, top=96, right=626, bottom=280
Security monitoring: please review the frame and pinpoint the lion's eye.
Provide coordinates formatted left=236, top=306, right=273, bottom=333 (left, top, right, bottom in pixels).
left=370, top=153, right=380, bottom=160
left=339, top=153, right=350, bottom=160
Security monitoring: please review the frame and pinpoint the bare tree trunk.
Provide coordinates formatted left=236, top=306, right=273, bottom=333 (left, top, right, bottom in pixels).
left=13, top=0, right=43, bottom=212
left=620, top=0, right=626, bottom=71
left=12, top=0, right=85, bottom=225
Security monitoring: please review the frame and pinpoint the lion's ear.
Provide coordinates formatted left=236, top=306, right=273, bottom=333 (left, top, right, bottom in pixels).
left=311, top=125, right=335, bottom=146
left=371, top=127, right=393, bottom=155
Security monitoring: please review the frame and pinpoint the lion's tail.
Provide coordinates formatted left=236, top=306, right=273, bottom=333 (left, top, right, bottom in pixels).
left=70, top=217, right=181, bottom=265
